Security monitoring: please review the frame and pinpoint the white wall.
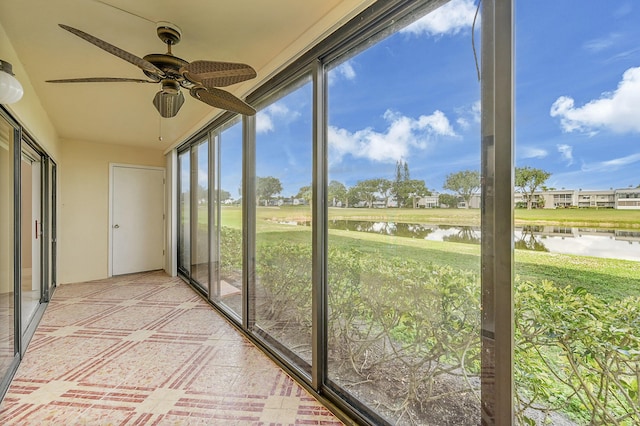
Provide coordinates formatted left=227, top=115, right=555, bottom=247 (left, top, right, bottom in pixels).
left=59, top=139, right=164, bottom=284
left=0, top=23, right=61, bottom=161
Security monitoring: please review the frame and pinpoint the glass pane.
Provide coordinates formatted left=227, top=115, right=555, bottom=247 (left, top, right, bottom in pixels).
left=178, top=150, right=191, bottom=276
left=327, top=2, right=482, bottom=423
left=215, top=120, right=243, bottom=317
left=254, top=77, right=313, bottom=369
left=515, top=3, right=640, bottom=424
left=192, top=140, right=209, bottom=290
left=20, top=142, right=42, bottom=332
left=0, top=115, right=16, bottom=375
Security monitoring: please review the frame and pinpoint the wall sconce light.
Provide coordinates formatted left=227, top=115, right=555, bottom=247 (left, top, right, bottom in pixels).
left=0, top=60, right=24, bottom=104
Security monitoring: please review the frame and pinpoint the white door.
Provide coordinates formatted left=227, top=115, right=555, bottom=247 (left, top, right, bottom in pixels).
left=111, top=165, right=165, bottom=275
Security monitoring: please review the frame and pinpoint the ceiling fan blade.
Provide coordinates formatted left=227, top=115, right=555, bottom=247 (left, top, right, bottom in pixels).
left=182, top=60, right=256, bottom=87
left=191, top=87, right=256, bottom=116
left=59, top=24, right=163, bottom=76
left=46, top=77, right=157, bottom=83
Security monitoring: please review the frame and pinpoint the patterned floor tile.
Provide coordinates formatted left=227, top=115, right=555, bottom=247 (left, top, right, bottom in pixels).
left=0, top=272, right=344, bottom=425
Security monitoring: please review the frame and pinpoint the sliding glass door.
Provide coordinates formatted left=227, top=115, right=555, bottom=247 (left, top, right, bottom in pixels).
left=20, top=141, right=43, bottom=334
left=44, top=158, right=57, bottom=302
left=177, top=149, right=191, bottom=278
left=0, top=109, right=57, bottom=397
left=191, top=138, right=210, bottom=292
left=0, top=112, right=18, bottom=390
left=211, top=119, right=243, bottom=318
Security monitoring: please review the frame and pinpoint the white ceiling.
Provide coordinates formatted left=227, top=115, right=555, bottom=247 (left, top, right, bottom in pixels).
left=0, top=0, right=372, bottom=150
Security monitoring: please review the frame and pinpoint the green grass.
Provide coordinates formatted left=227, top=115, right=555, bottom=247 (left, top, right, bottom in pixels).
left=515, top=251, right=640, bottom=300
left=217, top=205, right=640, bottom=300
left=218, top=205, right=640, bottom=228
left=514, top=207, right=640, bottom=229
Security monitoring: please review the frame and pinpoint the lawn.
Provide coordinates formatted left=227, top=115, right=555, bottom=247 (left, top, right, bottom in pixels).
left=217, top=205, right=640, bottom=229
left=211, top=205, right=640, bottom=300
left=215, top=205, right=640, bottom=422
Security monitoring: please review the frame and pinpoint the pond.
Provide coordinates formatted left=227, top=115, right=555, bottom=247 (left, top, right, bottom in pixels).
left=286, top=220, right=640, bottom=261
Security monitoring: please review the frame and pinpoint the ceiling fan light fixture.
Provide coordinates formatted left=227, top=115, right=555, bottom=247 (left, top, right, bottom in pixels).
left=0, top=59, right=24, bottom=104
left=153, top=89, right=184, bottom=118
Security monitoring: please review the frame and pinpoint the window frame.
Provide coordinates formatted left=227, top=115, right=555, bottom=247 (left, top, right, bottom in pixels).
left=174, top=1, right=514, bottom=423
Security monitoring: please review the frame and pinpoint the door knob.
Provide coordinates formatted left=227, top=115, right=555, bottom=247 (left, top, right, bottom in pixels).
left=113, top=224, right=120, bottom=229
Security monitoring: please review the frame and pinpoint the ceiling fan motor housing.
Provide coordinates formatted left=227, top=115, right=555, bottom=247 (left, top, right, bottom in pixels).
left=156, top=21, right=182, bottom=45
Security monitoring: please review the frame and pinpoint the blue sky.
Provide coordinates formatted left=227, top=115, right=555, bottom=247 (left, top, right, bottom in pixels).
left=223, top=0, right=640, bottom=198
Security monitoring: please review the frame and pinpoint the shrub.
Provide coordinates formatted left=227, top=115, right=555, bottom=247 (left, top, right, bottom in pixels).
left=516, top=279, right=640, bottom=425
left=220, top=226, right=242, bottom=278
left=220, top=233, right=640, bottom=424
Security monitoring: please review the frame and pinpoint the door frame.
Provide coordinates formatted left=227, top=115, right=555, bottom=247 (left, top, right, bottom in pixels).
left=108, top=163, right=166, bottom=277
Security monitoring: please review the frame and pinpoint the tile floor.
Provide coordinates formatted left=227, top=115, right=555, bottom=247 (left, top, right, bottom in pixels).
left=0, top=271, right=343, bottom=425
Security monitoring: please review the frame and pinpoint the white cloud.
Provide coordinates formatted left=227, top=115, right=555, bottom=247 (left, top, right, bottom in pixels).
left=198, top=168, right=208, bottom=187
left=581, top=152, right=640, bottom=172
left=330, top=61, right=356, bottom=85
left=455, top=100, right=481, bottom=129
left=557, top=144, right=574, bottom=166
left=519, top=146, right=548, bottom=159
left=583, top=33, right=620, bottom=53
left=401, top=0, right=478, bottom=37
left=329, top=109, right=456, bottom=164
left=550, top=66, right=640, bottom=134
left=256, top=102, right=300, bottom=134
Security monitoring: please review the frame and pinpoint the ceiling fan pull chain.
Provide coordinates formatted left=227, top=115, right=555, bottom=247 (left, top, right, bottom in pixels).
left=158, top=115, right=163, bottom=142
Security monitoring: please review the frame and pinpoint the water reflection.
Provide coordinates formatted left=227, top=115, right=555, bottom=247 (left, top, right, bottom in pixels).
left=325, top=219, right=437, bottom=239
left=442, top=226, right=481, bottom=245
left=515, top=226, right=550, bottom=252
left=282, top=220, right=640, bottom=261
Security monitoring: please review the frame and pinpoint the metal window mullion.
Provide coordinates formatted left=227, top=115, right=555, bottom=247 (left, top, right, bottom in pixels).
left=190, top=147, right=198, bottom=282
left=210, top=131, right=221, bottom=301
left=42, top=157, right=50, bottom=302
left=207, top=134, right=214, bottom=299
left=311, top=59, right=328, bottom=390
left=481, top=0, right=514, bottom=424
left=13, top=127, right=22, bottom=355
left=51, top=162, right=57, bottom=292
left=243, top=115, right=256, bottom=331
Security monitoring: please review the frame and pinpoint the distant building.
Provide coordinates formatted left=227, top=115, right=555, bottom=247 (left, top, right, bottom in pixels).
left=515, top=188, right=640, bottom=210
left=417, top=194, right=439, bottom=208
left=616, top=188, right=640, bottom=209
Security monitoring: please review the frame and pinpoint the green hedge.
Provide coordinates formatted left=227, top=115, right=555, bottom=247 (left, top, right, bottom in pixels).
left=222, top=227, right=639, bottom=424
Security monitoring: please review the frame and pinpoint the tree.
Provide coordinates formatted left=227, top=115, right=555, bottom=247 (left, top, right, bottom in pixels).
left=328, top=180, right=347, bottom=207
left=396, top=179, right=430, bottom=208
left=256, top=176, right=282, bottom=206
left=196, top=184, right=208, bottom=204
left=351, top=178, right=391, bottom=207
left=393, top=160, right=428, bottom=208
left=443, top=170, right=481, bottom=209
left=515, top=166, right=551, bottom=209
left=346, top=186, right=361, bottom=207
left=219, top=189, right=232, bottom=202
left=295, top=185, right=312, bottom=205
left=438, top=193, right=460, bottom=208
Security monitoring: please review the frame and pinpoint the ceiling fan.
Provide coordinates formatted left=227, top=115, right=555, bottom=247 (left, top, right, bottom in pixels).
left=47, top=22, right=257, bottom=117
